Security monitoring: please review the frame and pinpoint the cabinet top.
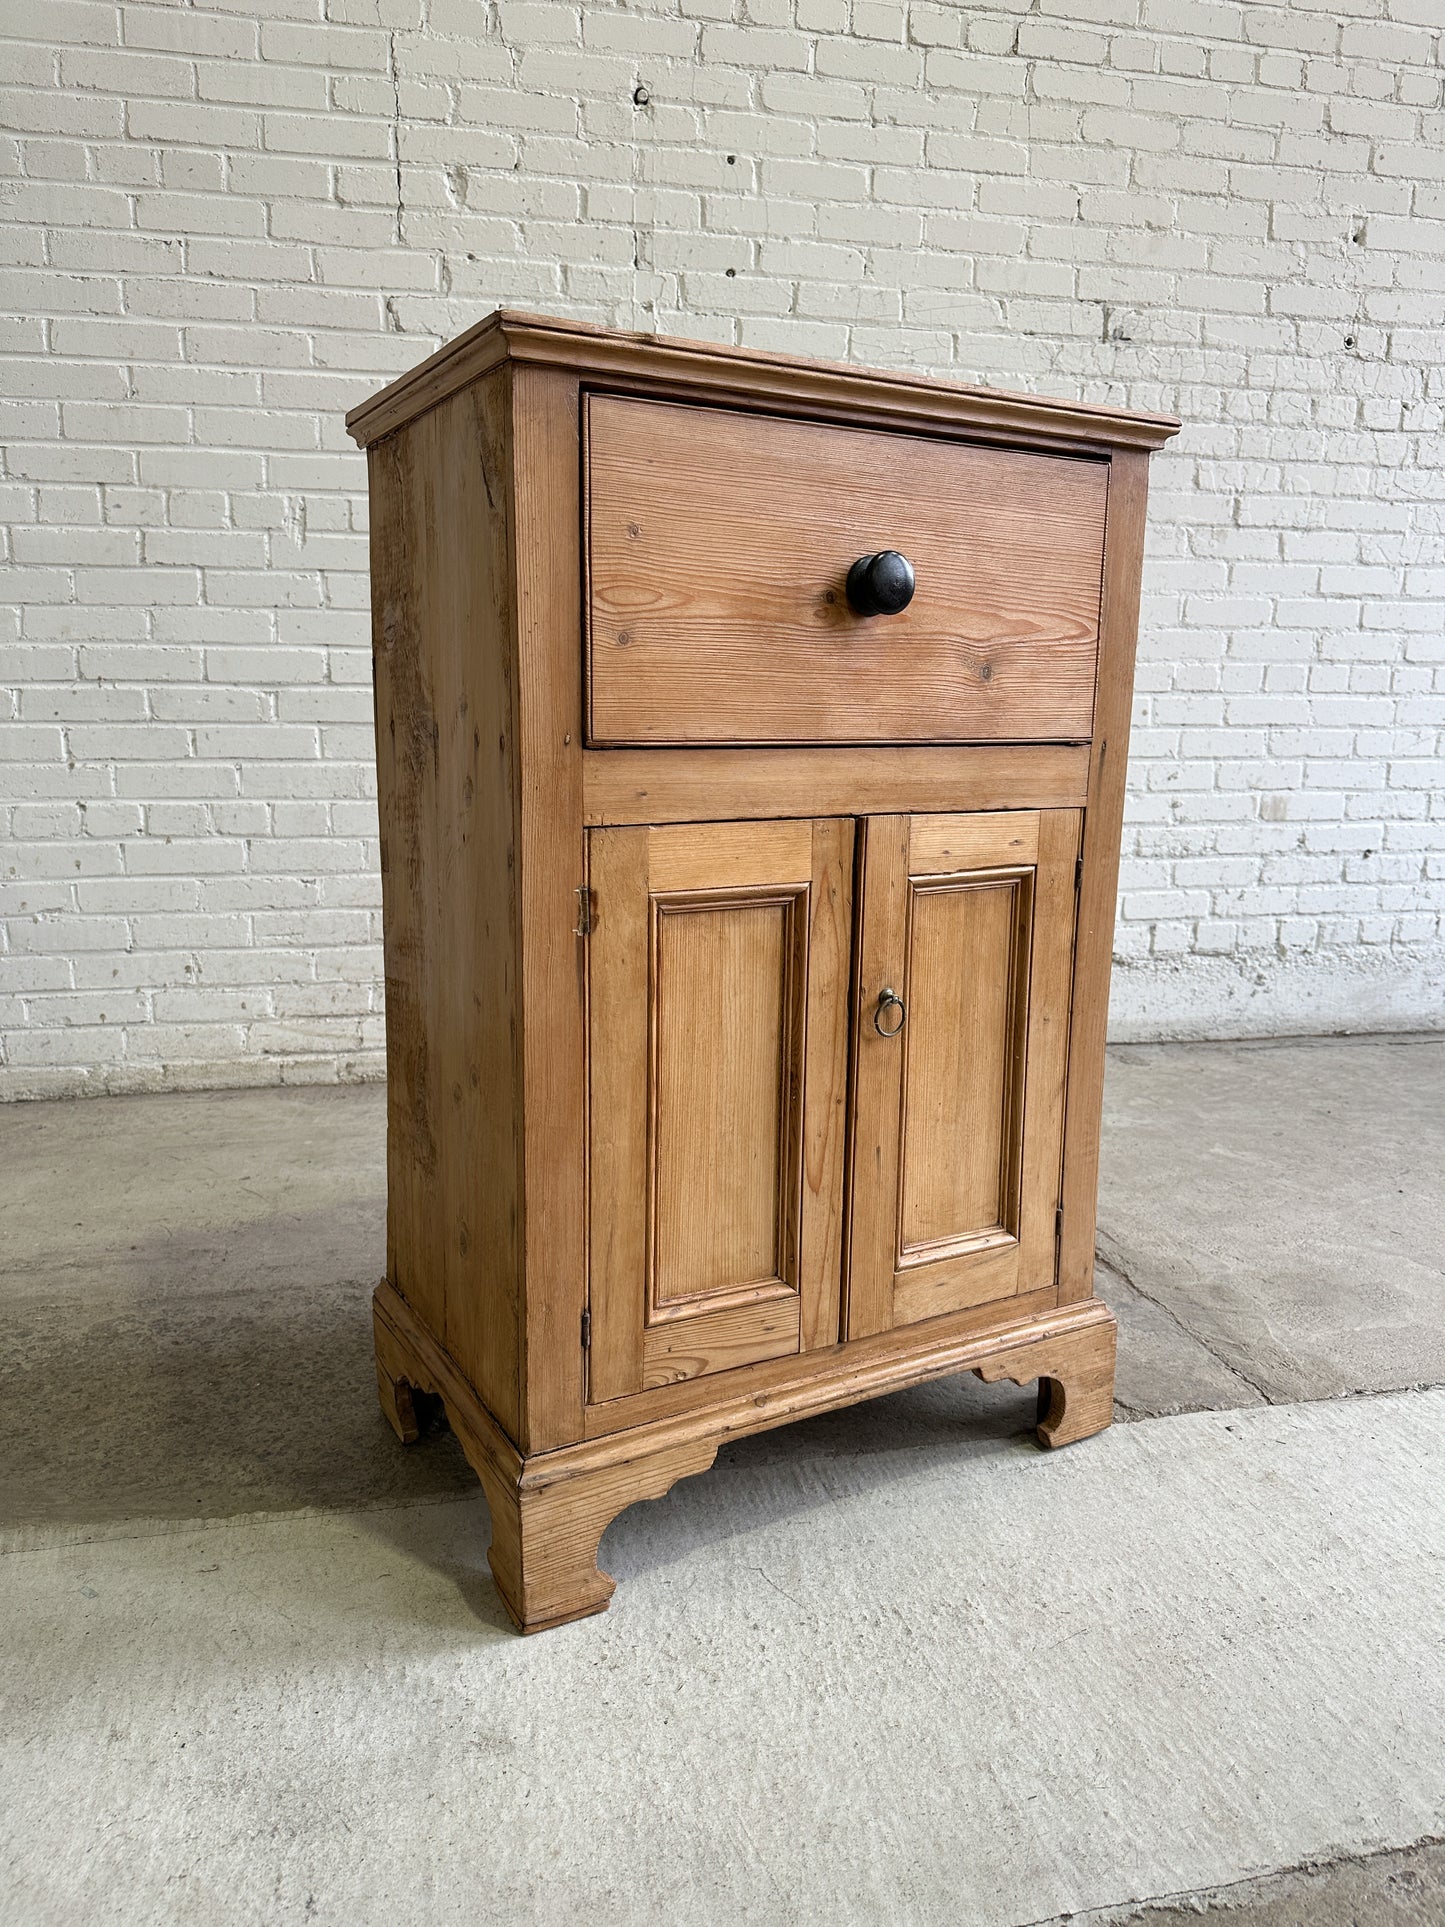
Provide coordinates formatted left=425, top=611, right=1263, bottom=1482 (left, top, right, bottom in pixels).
left=344, top=307, right=1181, bottom=455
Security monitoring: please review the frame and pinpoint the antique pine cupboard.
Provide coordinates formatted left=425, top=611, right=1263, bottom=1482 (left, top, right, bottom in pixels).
left=346, top=311, right=1179, bottom=1633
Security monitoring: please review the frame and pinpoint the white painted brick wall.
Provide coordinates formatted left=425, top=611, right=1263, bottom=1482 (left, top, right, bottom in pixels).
left=2, top=0, right=1443, bottom=1098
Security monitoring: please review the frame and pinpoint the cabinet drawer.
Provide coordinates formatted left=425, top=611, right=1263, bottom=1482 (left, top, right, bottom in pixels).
left=586, top=394, right=1109, bottom=747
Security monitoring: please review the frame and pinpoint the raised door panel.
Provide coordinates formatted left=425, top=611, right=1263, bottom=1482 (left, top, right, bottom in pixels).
left=588, top=817, right=852, bottom=1401
left=848, top=809, right=1081, bottom=1337
left=898, top=871, right=1027, bottom=1261
left=652, top=891, right=795, bottom=1310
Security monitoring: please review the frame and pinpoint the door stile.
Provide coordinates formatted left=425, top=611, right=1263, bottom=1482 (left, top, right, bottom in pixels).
left=585, top=824, right=650, bottom=1404
left=846, top=814, right=912, bottom=1340
left=799, top=816, right=855, bottom=1352
left=1015, top=808, right=1083, bottom=1291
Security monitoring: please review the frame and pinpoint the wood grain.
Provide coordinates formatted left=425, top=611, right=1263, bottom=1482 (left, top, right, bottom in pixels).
left=898, top=873, right=1021, bottom=1253
left=368, top=375, right=522, bottom=1439
left=847, top=809, right=1080, bottom=1337
left=909, top=809, right=1039, bottom=874
left=587, top=816, right=851, bottom=1402
left=346, top=307, right=1181, bottom=455
left=798, top=817, right=853, bottom=1352
left=587, top=394, right=1109, bottom=746
left=650, top=892, right=795, bottom=1309
left=845, top=812, right=912, bottom=1342
left=642, top=1294, right=801, bottom=1390
left=1059, top=450, right=1151, bottom=1302
left=892, top=1242, right=1023, bottom=1330
left=357, top=320, right=1170, bottom=1630
left=585, top=1283, right=1058, bottom=1439
left=377, top=1274, right=719, bottom=1632
left=511, top=364, right=588, bottom=1452
left=582, top=743, right=1091, bottom=825
left=377, top=1274, right=1114, bottom=1629
left=369, top=420, right=444, bottom=1348
left=976, top=1309, right=1115, bottom=1449
left=1019, top=807, right=1083, bottom=1293
left=646, top=817, right=812, bottom=891
left=585, top=824, right=649, bottom=1404
left=577, top=1293, right=1116, bottom=1471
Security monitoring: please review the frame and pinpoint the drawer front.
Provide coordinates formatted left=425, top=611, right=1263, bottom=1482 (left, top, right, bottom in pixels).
left=586, top=394, right=1109, bottom=747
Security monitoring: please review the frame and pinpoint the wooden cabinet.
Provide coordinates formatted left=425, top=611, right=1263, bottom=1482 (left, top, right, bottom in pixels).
left=348, top=312, right=1179, bottom=1633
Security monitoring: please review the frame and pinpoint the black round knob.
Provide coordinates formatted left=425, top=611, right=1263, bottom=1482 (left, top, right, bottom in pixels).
left=846, top=550, right=915, bottom=617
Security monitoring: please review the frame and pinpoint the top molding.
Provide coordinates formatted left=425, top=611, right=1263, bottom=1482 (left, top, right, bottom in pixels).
left=344, top=307, right=1182, bottom=455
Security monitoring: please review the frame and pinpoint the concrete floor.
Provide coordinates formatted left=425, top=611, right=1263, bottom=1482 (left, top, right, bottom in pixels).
left=2, top=1035, right=1442, bottom=1924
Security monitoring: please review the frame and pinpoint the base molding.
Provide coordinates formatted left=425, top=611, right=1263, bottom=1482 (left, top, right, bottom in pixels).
left=374, top=1280, right=1117, bottom=1633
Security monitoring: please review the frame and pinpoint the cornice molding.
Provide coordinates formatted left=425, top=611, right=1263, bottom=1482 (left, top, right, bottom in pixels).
left=344, top=307, right=1182, bottom=454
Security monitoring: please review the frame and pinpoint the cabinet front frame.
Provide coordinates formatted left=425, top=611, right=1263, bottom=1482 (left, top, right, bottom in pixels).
left=499, top=363, right=1151, bottom=1452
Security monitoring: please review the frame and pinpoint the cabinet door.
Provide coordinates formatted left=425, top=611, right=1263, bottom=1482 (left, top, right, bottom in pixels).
left=847, top=809, right=1081, bottom=1336
left=587, top=817, right=853, bottom=1401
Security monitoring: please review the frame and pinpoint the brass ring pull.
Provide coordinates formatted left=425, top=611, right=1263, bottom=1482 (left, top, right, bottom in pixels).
left=874, top=987, right=906, bottom=1038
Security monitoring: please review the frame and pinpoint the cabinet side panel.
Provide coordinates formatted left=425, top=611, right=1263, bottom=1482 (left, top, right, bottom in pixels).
left=1059, top=449, right=1151, bottom=1301
left=369, top=377, right=523, bottom=1438
left=371, top=428, right=444, bottom=1344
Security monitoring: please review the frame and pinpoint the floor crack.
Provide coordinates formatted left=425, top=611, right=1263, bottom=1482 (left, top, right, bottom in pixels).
left=1095, top=1234, right=1279, bottom=1407
left=1014, top=1829, right=1445, bottom=1926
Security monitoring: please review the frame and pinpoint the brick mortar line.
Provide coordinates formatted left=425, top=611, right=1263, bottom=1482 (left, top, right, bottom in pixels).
left=3, top=0, right=1442, bottom=1077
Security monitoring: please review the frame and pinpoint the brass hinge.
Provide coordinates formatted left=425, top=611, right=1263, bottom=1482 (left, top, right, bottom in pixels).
left=574, top=884, right=593, bottom=937
left=1074, top=856, right=1083, bottom=893
left=1055, top=1206, right=1064, bottom=1242
left=581, top=1308, right=591, bottom=1349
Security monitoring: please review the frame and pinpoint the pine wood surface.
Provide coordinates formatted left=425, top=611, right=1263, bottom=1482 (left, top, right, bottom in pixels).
left=796, top=817, right=853, bottom=1353
left=581, top=743, right=1091, bottom=825
left=355, top=311, right=1176, bottom=1630
left=587, top=816, right=851, bottom=1398
left=587, top=394, right=1109, bottom=746
left=847, top=809, right=1080, bottom=1338
left=375, top=1275, right=1117, bottom=1631
left=1059, top=450, right=1153, bottom=1303
left=368, top=374, right=523, bottom=1439
left=650, top=891, right=797, bottom=1310
left=510, top=365, right=589, bottom=1452
left=580, top=1282, right=1059, bottom=1439
left=899, top=872, right=1022, bottom=1251
left=346, top=308, right=1181, bottom=454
